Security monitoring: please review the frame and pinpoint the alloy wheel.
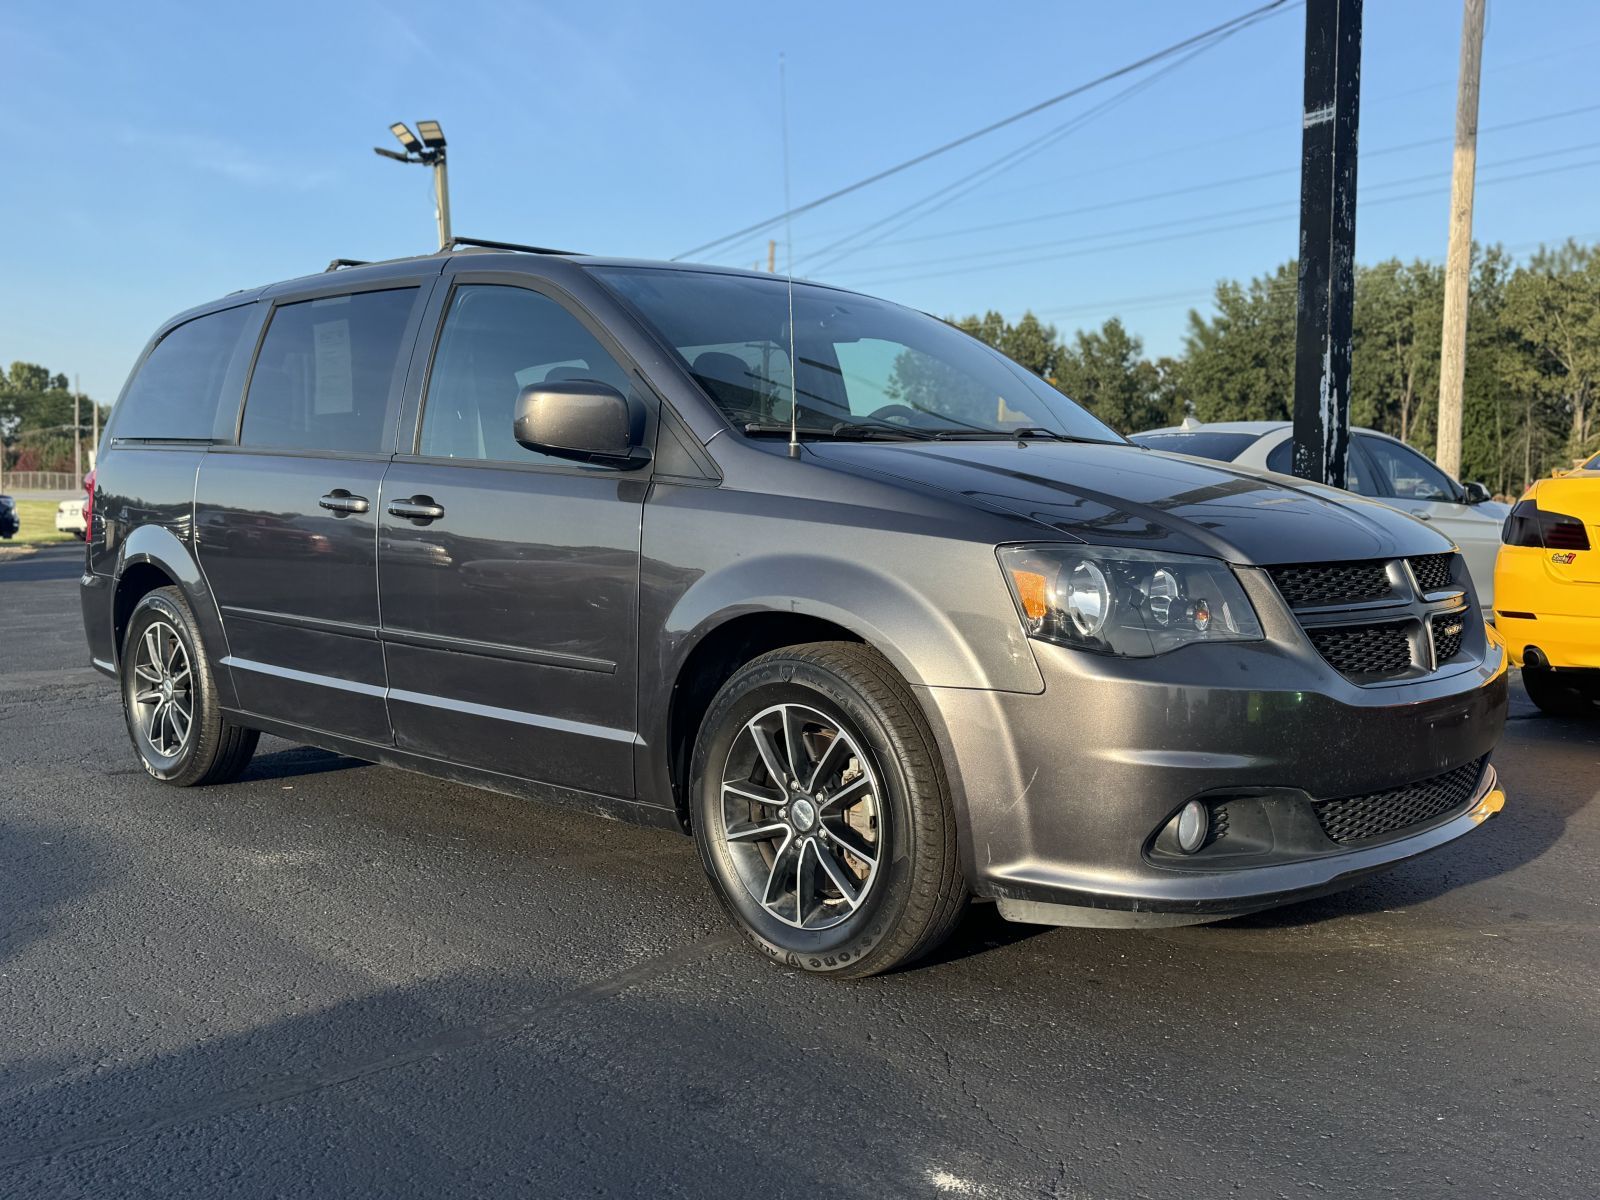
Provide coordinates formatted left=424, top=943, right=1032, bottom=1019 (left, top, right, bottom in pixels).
left=131, top=620, right=193, bottom=758
left=718, top=702, right=884, bottom=930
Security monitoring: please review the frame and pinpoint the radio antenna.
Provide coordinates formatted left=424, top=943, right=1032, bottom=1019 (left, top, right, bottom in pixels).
left=781, top=53, right=800, bottom=458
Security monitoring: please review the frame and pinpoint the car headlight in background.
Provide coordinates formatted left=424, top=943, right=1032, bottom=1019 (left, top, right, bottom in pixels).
left=998, top=544, right=1263, bottom=657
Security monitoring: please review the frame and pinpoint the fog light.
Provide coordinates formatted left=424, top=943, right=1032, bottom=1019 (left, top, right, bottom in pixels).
left=1176, top=800, right=1209, bottom=854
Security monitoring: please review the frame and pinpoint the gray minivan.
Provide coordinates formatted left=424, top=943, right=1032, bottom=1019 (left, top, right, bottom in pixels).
left=82, top=243, right=1507, bottom=976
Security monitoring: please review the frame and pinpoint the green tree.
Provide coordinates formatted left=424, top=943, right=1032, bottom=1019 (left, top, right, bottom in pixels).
left=1180, top=261, right=1298, bottom=423
left=1055, top=318, right=1165, bottom=434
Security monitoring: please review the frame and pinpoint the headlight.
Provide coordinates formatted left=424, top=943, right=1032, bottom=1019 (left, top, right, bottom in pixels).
left=997, top=544, right=1263, bottom=657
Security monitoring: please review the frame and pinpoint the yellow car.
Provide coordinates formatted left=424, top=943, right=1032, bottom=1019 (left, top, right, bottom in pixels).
left=1495, top=454, right=1600, bottom=714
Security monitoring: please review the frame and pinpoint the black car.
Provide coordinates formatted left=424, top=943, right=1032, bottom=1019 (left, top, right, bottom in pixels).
left=0, top=494, right=18, bottom=539
left=80, top=242, right=1508, bottom=976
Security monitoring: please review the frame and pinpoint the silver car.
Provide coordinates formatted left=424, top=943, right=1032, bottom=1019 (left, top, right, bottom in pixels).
left=1132, top=420, right=1508, bottom=609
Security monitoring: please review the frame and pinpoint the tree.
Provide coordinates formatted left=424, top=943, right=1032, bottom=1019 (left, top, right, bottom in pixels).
left=1180, top=262, right=1298, bottom=423
left=1055, top=318, right=1167, bottom=434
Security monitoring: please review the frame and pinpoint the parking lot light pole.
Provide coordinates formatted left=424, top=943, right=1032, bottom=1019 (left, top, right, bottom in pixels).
left=1290, top=0, right=1363, bottom=488
left=375, top=120, right=452, bottom=251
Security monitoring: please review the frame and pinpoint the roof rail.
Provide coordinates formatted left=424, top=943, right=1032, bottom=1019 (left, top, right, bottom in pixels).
left=325, top=258, right=371, bottom=272
left=446, top=236, right=579, bottom=256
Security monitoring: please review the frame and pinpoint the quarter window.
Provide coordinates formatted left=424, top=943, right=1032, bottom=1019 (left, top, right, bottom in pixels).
left=1266, top=437, right=1373, bottom=495
left=1359, top=436, right=1457, bottom=501
left=418, top=285, right=632, bottom=464
left=241, top=289, right=416, bottom=453
left=114, top=305, right=252, bottom=440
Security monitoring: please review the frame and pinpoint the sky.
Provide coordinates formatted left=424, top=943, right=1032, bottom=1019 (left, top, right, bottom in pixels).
left=3, top=0, right=1598, bottom=404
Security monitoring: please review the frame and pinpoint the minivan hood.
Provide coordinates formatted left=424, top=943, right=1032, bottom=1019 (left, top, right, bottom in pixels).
left=806, top=440, right=1453, bottom=565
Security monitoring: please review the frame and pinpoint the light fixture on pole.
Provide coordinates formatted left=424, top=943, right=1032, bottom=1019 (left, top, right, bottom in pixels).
left=374, top=120, right=452, bottom=251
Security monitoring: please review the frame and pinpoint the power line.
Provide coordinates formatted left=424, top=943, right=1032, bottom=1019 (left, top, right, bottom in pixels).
left=839, top=155, right=1600, bottom=289
left=671, top=0, right=1298, bottom=261
left=795, top=32, right=1238, bottom=276
left=840, top=140, right=1600, bottom=278
left=819, top=103, right=1600, bottom=259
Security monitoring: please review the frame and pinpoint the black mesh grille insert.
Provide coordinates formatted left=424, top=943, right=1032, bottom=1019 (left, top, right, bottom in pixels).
left=1307, top=623, right=1412, bottom=677
left=1314, top=757, right=1488, bottom=845
left=1269, top=561, right=1392, bottom=609
left=1409, top=553, right=1456, bottom=593
left=1431, top=610, right=1467, bottom=663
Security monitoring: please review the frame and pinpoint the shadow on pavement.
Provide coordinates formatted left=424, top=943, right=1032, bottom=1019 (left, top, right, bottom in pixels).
left=239, top=746, right=374, bottom=784
left=0, top=820, right=112, bottom=969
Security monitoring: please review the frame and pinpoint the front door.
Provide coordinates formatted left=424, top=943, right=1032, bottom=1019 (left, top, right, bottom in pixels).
left=197, top=283, right=428, bottom=743
left=377, top=278, right=649, bottom=798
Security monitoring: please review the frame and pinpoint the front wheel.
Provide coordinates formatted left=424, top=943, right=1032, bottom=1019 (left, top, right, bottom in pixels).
left=121, top=586, right=260, bottom=785
left=691, top=642, right=967, bottom=978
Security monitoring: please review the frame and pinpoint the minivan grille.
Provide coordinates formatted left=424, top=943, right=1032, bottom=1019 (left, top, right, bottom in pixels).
left=1430, top=610, right=1466, bottom=663
left=1409, top=553, right=1456, bottom=593
left=1268, top=561, right=1392, bottom=609
left=1313, top=757, right=1487, bottom=845
left=1271, top=552, right=1469, bottom=684
left=1306, top=623, right=1412, bottom=677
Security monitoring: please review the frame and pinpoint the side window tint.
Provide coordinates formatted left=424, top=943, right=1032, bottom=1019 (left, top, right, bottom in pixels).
left=114, top=306, right=252, bottom=440
left=419, top=285, right=632, bottom=464
left=1361, top=436, right=1455, bottom=501
left=1266, top=437, right=1373, bottom=495
left=241, top=289, right=416, bottom=453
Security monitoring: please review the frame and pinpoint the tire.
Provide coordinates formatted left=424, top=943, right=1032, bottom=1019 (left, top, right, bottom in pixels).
left=1521, top=667, right=1597, bottom=717
left=690, top=642, right=967, bottom=978
left=120, top=586, right=259, bottom=786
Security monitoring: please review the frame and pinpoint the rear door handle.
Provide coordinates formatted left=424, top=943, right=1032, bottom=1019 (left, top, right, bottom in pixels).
left=387, top=496, right=445, bottom=523
left=319, top=490, right=370, bottom=515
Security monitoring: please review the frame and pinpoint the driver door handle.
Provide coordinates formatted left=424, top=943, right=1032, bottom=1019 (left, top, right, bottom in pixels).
left=318, top=491, right=370, bottom=515
left=387, top=496, right=445, bottom=523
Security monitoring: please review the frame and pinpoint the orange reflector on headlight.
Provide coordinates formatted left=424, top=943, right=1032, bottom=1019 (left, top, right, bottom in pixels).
left=1010, top=569, right=1051, bottom=621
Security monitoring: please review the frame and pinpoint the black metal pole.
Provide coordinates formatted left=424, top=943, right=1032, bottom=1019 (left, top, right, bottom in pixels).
left=1291, top=0, right=1362, bottom=488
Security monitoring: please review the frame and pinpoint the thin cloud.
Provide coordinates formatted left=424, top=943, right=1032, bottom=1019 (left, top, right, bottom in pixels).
left=114, top=128, right=337, bottom=191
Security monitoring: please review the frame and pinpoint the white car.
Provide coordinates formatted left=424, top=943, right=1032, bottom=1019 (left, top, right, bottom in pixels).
left=1132, top=420, right=1508, bottom=609
left=55, top=498, right=86, bottom=538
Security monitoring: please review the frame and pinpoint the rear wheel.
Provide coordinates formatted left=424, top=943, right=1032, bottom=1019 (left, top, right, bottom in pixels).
left=1521, top=667, right=1598, bottom=717
left=691, top=642, right=967, bottom=978
left=121, top=587, right=259, bottom=785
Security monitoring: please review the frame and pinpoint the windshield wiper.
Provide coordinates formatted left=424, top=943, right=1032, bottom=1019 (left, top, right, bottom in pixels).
left=742, top=421, right=941, bottom=442
left=927, top=427, right=1115, bottom=444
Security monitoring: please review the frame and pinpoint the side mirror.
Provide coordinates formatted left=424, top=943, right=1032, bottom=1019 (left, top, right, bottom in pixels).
left=512, top=380, right=639, bottom=465
left=1463, top=480, right=1492, bottom=505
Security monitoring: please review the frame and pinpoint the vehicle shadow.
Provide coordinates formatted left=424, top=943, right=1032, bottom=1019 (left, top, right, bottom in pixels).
left=238, top=745, right=374, bottom=783
left=0, top=962, right=943, bottom=1198
left=1225, top=709, right=1599, bottom=930
left=0, top=819, right=112, bottom=970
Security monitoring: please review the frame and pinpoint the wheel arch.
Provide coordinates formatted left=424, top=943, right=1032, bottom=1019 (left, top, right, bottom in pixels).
left=111, top=524, right=237, bottom=707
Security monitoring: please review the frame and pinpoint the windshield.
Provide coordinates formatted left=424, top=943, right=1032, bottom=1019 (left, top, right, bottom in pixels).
left=594, top=267, right=1121, bottom=442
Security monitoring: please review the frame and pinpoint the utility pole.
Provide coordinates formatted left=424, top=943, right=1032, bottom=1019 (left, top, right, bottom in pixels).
left=768, top=239, right=777, bottom=273
left=1435, top=0, right=1485, bottom=479
left=74, top=374, right=82, bottom=480
left=91, top=392, right=99, bottom=466
left=1291, top=0, right=1363, bottom=489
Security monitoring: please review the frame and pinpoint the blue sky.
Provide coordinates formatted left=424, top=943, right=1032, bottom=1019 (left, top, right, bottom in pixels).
left=4, top=0, right=1598, bottom=403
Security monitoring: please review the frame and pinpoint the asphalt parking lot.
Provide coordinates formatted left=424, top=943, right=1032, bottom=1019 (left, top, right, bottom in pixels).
left=3, top=543, right=1597, bottom=1199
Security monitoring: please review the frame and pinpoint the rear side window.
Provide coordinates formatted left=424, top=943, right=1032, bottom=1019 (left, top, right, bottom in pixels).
left=1134, top=432, right=1257, bottom=461
left=1266, top=437, right=1374, bottom=495
left=114, top=305, right=252, bottom=439
left=241, top=289, right=416, bottom=453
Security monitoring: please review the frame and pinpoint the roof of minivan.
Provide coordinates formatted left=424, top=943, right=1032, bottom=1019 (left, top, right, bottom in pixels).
left=161, top=246, right=864, bottom=336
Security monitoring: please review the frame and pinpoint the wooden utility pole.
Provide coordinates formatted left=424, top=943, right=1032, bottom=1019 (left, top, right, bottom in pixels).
left=767, top=239, right=777, bottom=273
left=1435, top=0, right=1485, bottom=479
left=74, top=374, right=82, bottom=479
left=1291, top=0, right=1363, bottom=488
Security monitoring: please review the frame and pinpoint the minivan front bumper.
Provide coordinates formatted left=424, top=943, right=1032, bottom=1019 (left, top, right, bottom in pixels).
left=923, top=634, right=1509, bottom=927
